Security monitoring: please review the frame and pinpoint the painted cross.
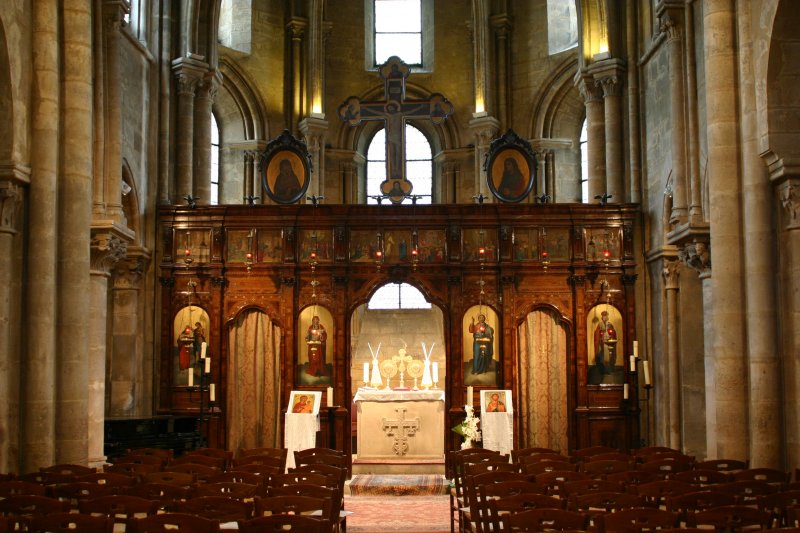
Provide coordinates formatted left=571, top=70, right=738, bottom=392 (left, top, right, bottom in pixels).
left=382, top=407, right=420, bottom=456
left=337, top=56, right=454, bottom=204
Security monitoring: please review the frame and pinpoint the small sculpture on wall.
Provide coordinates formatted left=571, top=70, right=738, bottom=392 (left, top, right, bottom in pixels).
left=297, top=306, right=333, bottom=386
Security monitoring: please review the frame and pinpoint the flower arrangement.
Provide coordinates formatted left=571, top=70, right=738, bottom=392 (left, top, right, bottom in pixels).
left=452, top=405, right=481, bottom=449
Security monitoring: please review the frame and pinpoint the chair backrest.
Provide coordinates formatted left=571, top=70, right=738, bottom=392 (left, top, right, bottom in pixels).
left=689, top=505, right=772, bottom=532
left=39, top=464, right=96, bottom=477
left=103, top=462, right=161, bottom=477
left=228, top=463, right=282, bottom=477
left=268, top=484, right=337, bottom=500
left=0, top=494, right=70, bottom=517
left=524, top=461, right=579, bottom=476
left=170, top=496, right=254, bottom=522
left=733, top=468, right=791, bottom=485
left=572, top=446, right=619, bottom=461
left=271, top=472, right=333, bottom=488
left=633, top=447, right=681, bottom=460
left=666, top=490, right=738, bottom=526
left=672, top=469, right=732, bottom=486
left=78, top=494, right=161, bottom=525
left=237, top=514, right=326, bottom=533
left=77, top=471, right=138, bottom=489
left=0, top=480, right=47, bottom=497
left=634, top=480, right=694, bottom=507
left=582, top=459, right=635, bottom=478
left=50, top=481, right=116, bottom=509
left=238, top=447, right=288, bottom=460
left=27, top=511, right=114, bottom=533
left=185, top=448, right=233, bottom=464
left=193, top=481, right=259, bottom=499
left=585, top=452, right=636, bottom=464
left=16, top=471, right=77, bottom=485
left=126, top=482, right=194, bottom=505
left=500, top=507, right=589, bottom=532
left=163, top=463, right=221, bottom=482
left=563, top=479, right=625, bottom=497
left=606, top=470, right=661, bottom=487
left=716, top=480, right=781, bottom=504
left=535, top=470, right=590, bottom=497
left=637, top=458, right=692, bottom=478
left=600, top=507, right=678, bottom=533
left=570, top=491, right=646, bottom=513
left=232, top=455, right=284, bottom=469
left=518, top=454, right=573, bottom=466
left=169, top=454, right=226, bottom=469
left=126, top=448, right=173, bottom=460
left=128, top=512, right=221, bottom=533
left=757, top=489, right=800, bottom=528
left=254, top=494, right=333, bottom=519
left=116, top=453, right=168, bottom=467
left=294, top=453, right=348, bottom=468
left=695, top=458, right=749, bottom=472
left=142, top=471, right=196, bottom=487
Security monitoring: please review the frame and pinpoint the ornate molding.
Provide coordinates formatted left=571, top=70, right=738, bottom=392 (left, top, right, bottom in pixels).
left=596, top=75, right=623, bottom=98
left=576, top=75, right=603, bottom=104
left=287, top=16, right=308, bottom=39
left=91, top=230, right=129, bottom=275
left=678, top=240, right=711, bottom=276
left=662, top=259, right=681, bottom=290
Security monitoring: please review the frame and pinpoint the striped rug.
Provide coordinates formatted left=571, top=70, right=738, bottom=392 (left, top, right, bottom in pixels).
left=347, top=474, right=450, bottom=496
left=344, top=495, right=451, bottom=532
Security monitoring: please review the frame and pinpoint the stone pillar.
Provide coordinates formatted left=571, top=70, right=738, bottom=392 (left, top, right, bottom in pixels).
left=577, top=75, right=605, bottom=201
left=546, top=151, right=555, bottom=203
left=471, top=0, right=491, bottom=115
left=491, top=14, right=512, bottom=128
left=172, top=60, right=204, bottom=201
left=663, top=260, right=681, bottom=450
left=102, top=1, right=126, bottom=222
left=626, top=0, right=642, bottom=204
left=193, top=73, right=220, bottom=204
left=468, top=115, right=500, bottom=199
left=243, top=151, right=255, bottom=202
left=595, top=66, right=625, bottom=203
left=703, top=0, right=747, bottom=460
left=299, top=116, right=329, bottom=199
left=24, top=0, right=60, bottom=472
left=88, top=226, right=130, bottom=466
left=58, top=0, right=94, bottom=465
left=0, top=179, right=24, bottom=472
left=660, top=11, right=688, bottom=225
left=684, top=3, right=703, bottom=222
left=534, top=149, right=548, bottom=200
left=157, top=2, right=173, bottom=205
left=307, top=0, right=325, bottom=115
left=287, top=17, right=307, bottom=129
left=110, top=248, right=148, bottom=417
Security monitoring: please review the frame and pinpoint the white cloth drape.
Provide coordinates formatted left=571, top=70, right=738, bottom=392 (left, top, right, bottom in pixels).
left=481, top=412, right=514, bottom=456
left=284, top=413, right=320, bottom=470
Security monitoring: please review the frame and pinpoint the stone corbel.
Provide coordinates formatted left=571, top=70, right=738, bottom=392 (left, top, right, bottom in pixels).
left=778, top=179, right=800, bottom=231
left=0, top=181, right=23, bottom=236
left=677, top=239, right=711, bottom=277
left=113, top=245, right=151, bottom=290
left=91, top=222, right=135, bottom=276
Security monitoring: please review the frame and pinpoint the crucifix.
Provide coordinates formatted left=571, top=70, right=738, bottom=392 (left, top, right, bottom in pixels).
left=337, top=56, right=454, bottom=204
left=392, top=348, right=414, bottom=389
left=382, top=407, right=420, bottom=456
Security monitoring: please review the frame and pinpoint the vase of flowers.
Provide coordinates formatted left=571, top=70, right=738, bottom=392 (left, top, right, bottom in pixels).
left=452, top=405, right=481, bottom=449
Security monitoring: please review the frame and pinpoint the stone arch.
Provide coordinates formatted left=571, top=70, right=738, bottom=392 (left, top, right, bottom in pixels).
left=180, top=0, right=221, bottom=67
left=121, top=159, right=141, bottom=246
left=0, top=18, right=13, bottom=163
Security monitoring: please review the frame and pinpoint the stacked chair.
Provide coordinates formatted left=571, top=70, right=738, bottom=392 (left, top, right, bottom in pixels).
left=448, top=444, right=798, bottom=533
left=0, top=445, right=347, bottom=532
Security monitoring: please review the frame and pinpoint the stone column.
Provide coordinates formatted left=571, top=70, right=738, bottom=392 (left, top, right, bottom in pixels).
left=243, top=151, right=255, bottom=202
left=684, top=3, right=703, bottom=222
left=0, top=179, right=24, bottom=472
left=534, top=149, right=548, bottom=200
left=576, top=75, right=605, bottom=201
left=307, top=0, right=325, bottom=115
left=595, top=66, right=625, bottom=203
left=102, top=1, right=126, bottom=222
left=157, top=2, right=173, bottom=205
left=24, top=0, right=60, bottom=472
left=299, top=116, right=329, bottom=199
left=287, top=17, right=307, bottom=129
left=546, top=151, right=555, bottom=203
left=58, top=0, right=94, bottom=465
left=663, top=260, right=681, bottom=449
left=490, top=14, right=512, bottom=128
left=468, top=115, right=500, bottom=199
left=660, top=11, right=688, bottom=224
left=88, top=226, right=130, bottom=466
left=626, top=0, right=642, bottom=203
left=193, top=73, right=220, bottom=204
left=172, top=60, right=204, bottom=202
left=471, top=0, right=491, bottom=115
left=703, top=0, right=747, bottom=460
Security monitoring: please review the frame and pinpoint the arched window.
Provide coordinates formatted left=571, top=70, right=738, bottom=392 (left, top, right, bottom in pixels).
left=368, top=282, right=431, bottom=310
left=580, top=119, right=588, bottom=203
left=366, top=124, right=432, bottom=204
left=211, top=113, right=220, bottom=205
left=368, top=0, right=433, bottom=70
left=547, top=0, right=579, bottom=55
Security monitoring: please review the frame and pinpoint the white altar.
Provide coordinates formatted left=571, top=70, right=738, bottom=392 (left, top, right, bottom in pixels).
left=353, top=388, right=445, bottom=472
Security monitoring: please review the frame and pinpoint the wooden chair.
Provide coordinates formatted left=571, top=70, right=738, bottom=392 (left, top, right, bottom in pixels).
left=128, top=512, right=221, bottom=533
left=103, top=462, right=161, bottom=477
left=695, top=459, right=749, bottom=472
left=689, top=505, right=772, bottom=532
left=193, top=481, right=259, bottom=499
left=535, top=470, right=590, bottom=497
left=77, top=471, right=138, bottom=490
left=227, top=463, right=282, bottom=477
left=238, top=514, right=327, bottom=533
left=271, top=472, right=334, bottom=488
left=184, top=448, right=233, bottom=468
left=294, top=453, right=349, bottom=469
left=563, top=479, right=625, bottom=497
left=499, top=508, right=589, bottom=532
left=637, top=458, right=693, bottom=478
left=569, top=492, right=648, bottom=531
left=49, top=481, right=116, bottom=509
left=169, top=454, right=226, bottom=470
left=633, top=480, right=694, bottom=508
left=633, top=447, right=681, bottom=461
left=78, top=494, right=161, bottom=530
left=524, top=461, right=578, bottom=476
left=27, top=511, right=113, bottom=533
left=485, top=493, right=566, bottom=532
left=0, top=494, right=70, bottom=530
left=163, top=462, right=221, bottom=482
left=606, top=470, right=661, bottom=487
left=126, top=482, right=194, bottom=508
left=40, top=464, right=96, bottom=477
left=126, top=448, right=173, bottom=461
left=232, top=454, right=284, bottom=469
left=733, top=468, right=791, bottom=485
left=582, top=459, right=636, bottom=478
left=716, top=480, right=781, bottom=505
left=115, top=453, right=168, bottom=468
left=672, top=469, right=732, bottom=486
left=464, top=471, right=532, bottom=533
left=16, top=471, right=77, bottom=485
left=599, top=507, right=678, bottom=533
left=638, top=452, right=694, bottom=465
left=757, top=490, right=800, bottom=528
left=451, top=450, right=504, bottom=533
left=665, top=490, right=738, bottom=526
left=511, top=447, right=563, bottom=463
left=170, top=496, right=254, bottom=522
left=586, top=452, right=637, bottom=464
left=142, top=471, right=196, bottom=487
left=0, top=480, right=47, bottom=497
left=571, top=446, right=619, bottom=462
left=518, top=454, right=573, bottom=466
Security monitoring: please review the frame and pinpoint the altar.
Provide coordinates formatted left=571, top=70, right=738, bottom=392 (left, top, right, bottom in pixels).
left=353, top=389, right=445, bottom=473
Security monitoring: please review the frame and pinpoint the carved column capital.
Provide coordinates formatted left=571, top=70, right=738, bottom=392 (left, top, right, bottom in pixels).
left=576, top=75, right=603, bottom=104
left=779, top=179, right=800, bottom=230
left=91, top=231, right=129, bottom=276
left=659, top=14, right=682, bottom=41
left=490, top=14, right=513, bottom=37
left=287, top=16, right=308, bottom=39
left=678, top=240, right=711, bottom=277
left=0, top=181, right=24, bottom=235
left=596, top=75, right=623, bottom=98
left=662, top=259, right=681, bottom=290
left=113, top=246, right=151, bottom=290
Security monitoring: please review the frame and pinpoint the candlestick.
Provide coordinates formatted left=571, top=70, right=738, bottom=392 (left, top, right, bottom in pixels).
left=209, top=383, right=215, bottom=402
left=204, top=357, right=211, bottom=374
left=623, top=383, right=629, bottom=399
left=643, top=360, right=651, bottom=386
left=432, top=362, right=439, bottom=383
left=633, top=341, right=638, bottom=358
left=201, top=341, right=207, bottom=359
left=467, top=386, right=473, bottom=406
left=327, top=387, right=334, bottom=407
left=188, top=369, right=193, bottom=387
left=629, top=355, right=636, bottom=372
left=363, top=362, right=370, bottom=385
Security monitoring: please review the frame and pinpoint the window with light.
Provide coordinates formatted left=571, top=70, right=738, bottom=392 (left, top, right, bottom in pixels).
left=366, top=124, right=432, bottom=204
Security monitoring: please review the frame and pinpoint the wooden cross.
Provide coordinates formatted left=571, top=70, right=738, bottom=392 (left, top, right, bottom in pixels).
left=382, top=407, right=420, bottom=456
left=337, top=56, right=454, bottom=204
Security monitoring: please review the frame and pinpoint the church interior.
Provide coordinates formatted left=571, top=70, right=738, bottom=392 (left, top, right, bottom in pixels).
left=0, top=0, right=799, bottom=483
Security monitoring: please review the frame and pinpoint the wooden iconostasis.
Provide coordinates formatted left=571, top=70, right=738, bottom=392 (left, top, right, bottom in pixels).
left=157, top=203, right=641, bottom=455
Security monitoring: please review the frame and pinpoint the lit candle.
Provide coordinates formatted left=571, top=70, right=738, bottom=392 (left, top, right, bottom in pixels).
left=467, top=386, right=473, bottom=406
left=204, top=357, right=211, bottom=374
left=623, top=383, right=629, bottom=399
left=201, top=341, right=207, bottom=359
left=327, top=387, right=334, bottom=407
left=188, top=370, right=193, bottom=387
left=643, top=360, right=651, bottom=386
left=633, top=341, right=639, bottom=358
left=432, top=362, right=439, bottom=383
left=363, top=362, right=370, bottom=384
left=209, top=383, right=216, bottom=402
left=630, top=355, right=636, bottom=372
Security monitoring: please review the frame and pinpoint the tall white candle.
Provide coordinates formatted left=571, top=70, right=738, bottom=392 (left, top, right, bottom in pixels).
left=643, top=360, right=651, bottom=386
left=363, top=362, right=370, bottom=384
left=201, top=341, right=207, bottom=359
left=432, top=362, right=439, bottom=383
left=204, top=357, right=211, bottom=374
left=633, top=341, right=638, bottom=358
left=209, top=383, right=216, bottom=402
left=467, top=386, right=473, bottom=406
left=188, top=370, right=193, bottom=387
left=623, top=383, right=629, bottom=399
left=327, top=387, right=334, bottom=407
left=629, top=355, right=636, bottom=372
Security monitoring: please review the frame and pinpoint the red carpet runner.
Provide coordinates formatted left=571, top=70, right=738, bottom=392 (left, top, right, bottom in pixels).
left=344, top=495, right=451, bottom=533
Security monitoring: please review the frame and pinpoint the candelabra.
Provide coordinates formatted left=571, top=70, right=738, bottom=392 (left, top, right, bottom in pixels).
left=186, top=343, right=216, bottom=449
